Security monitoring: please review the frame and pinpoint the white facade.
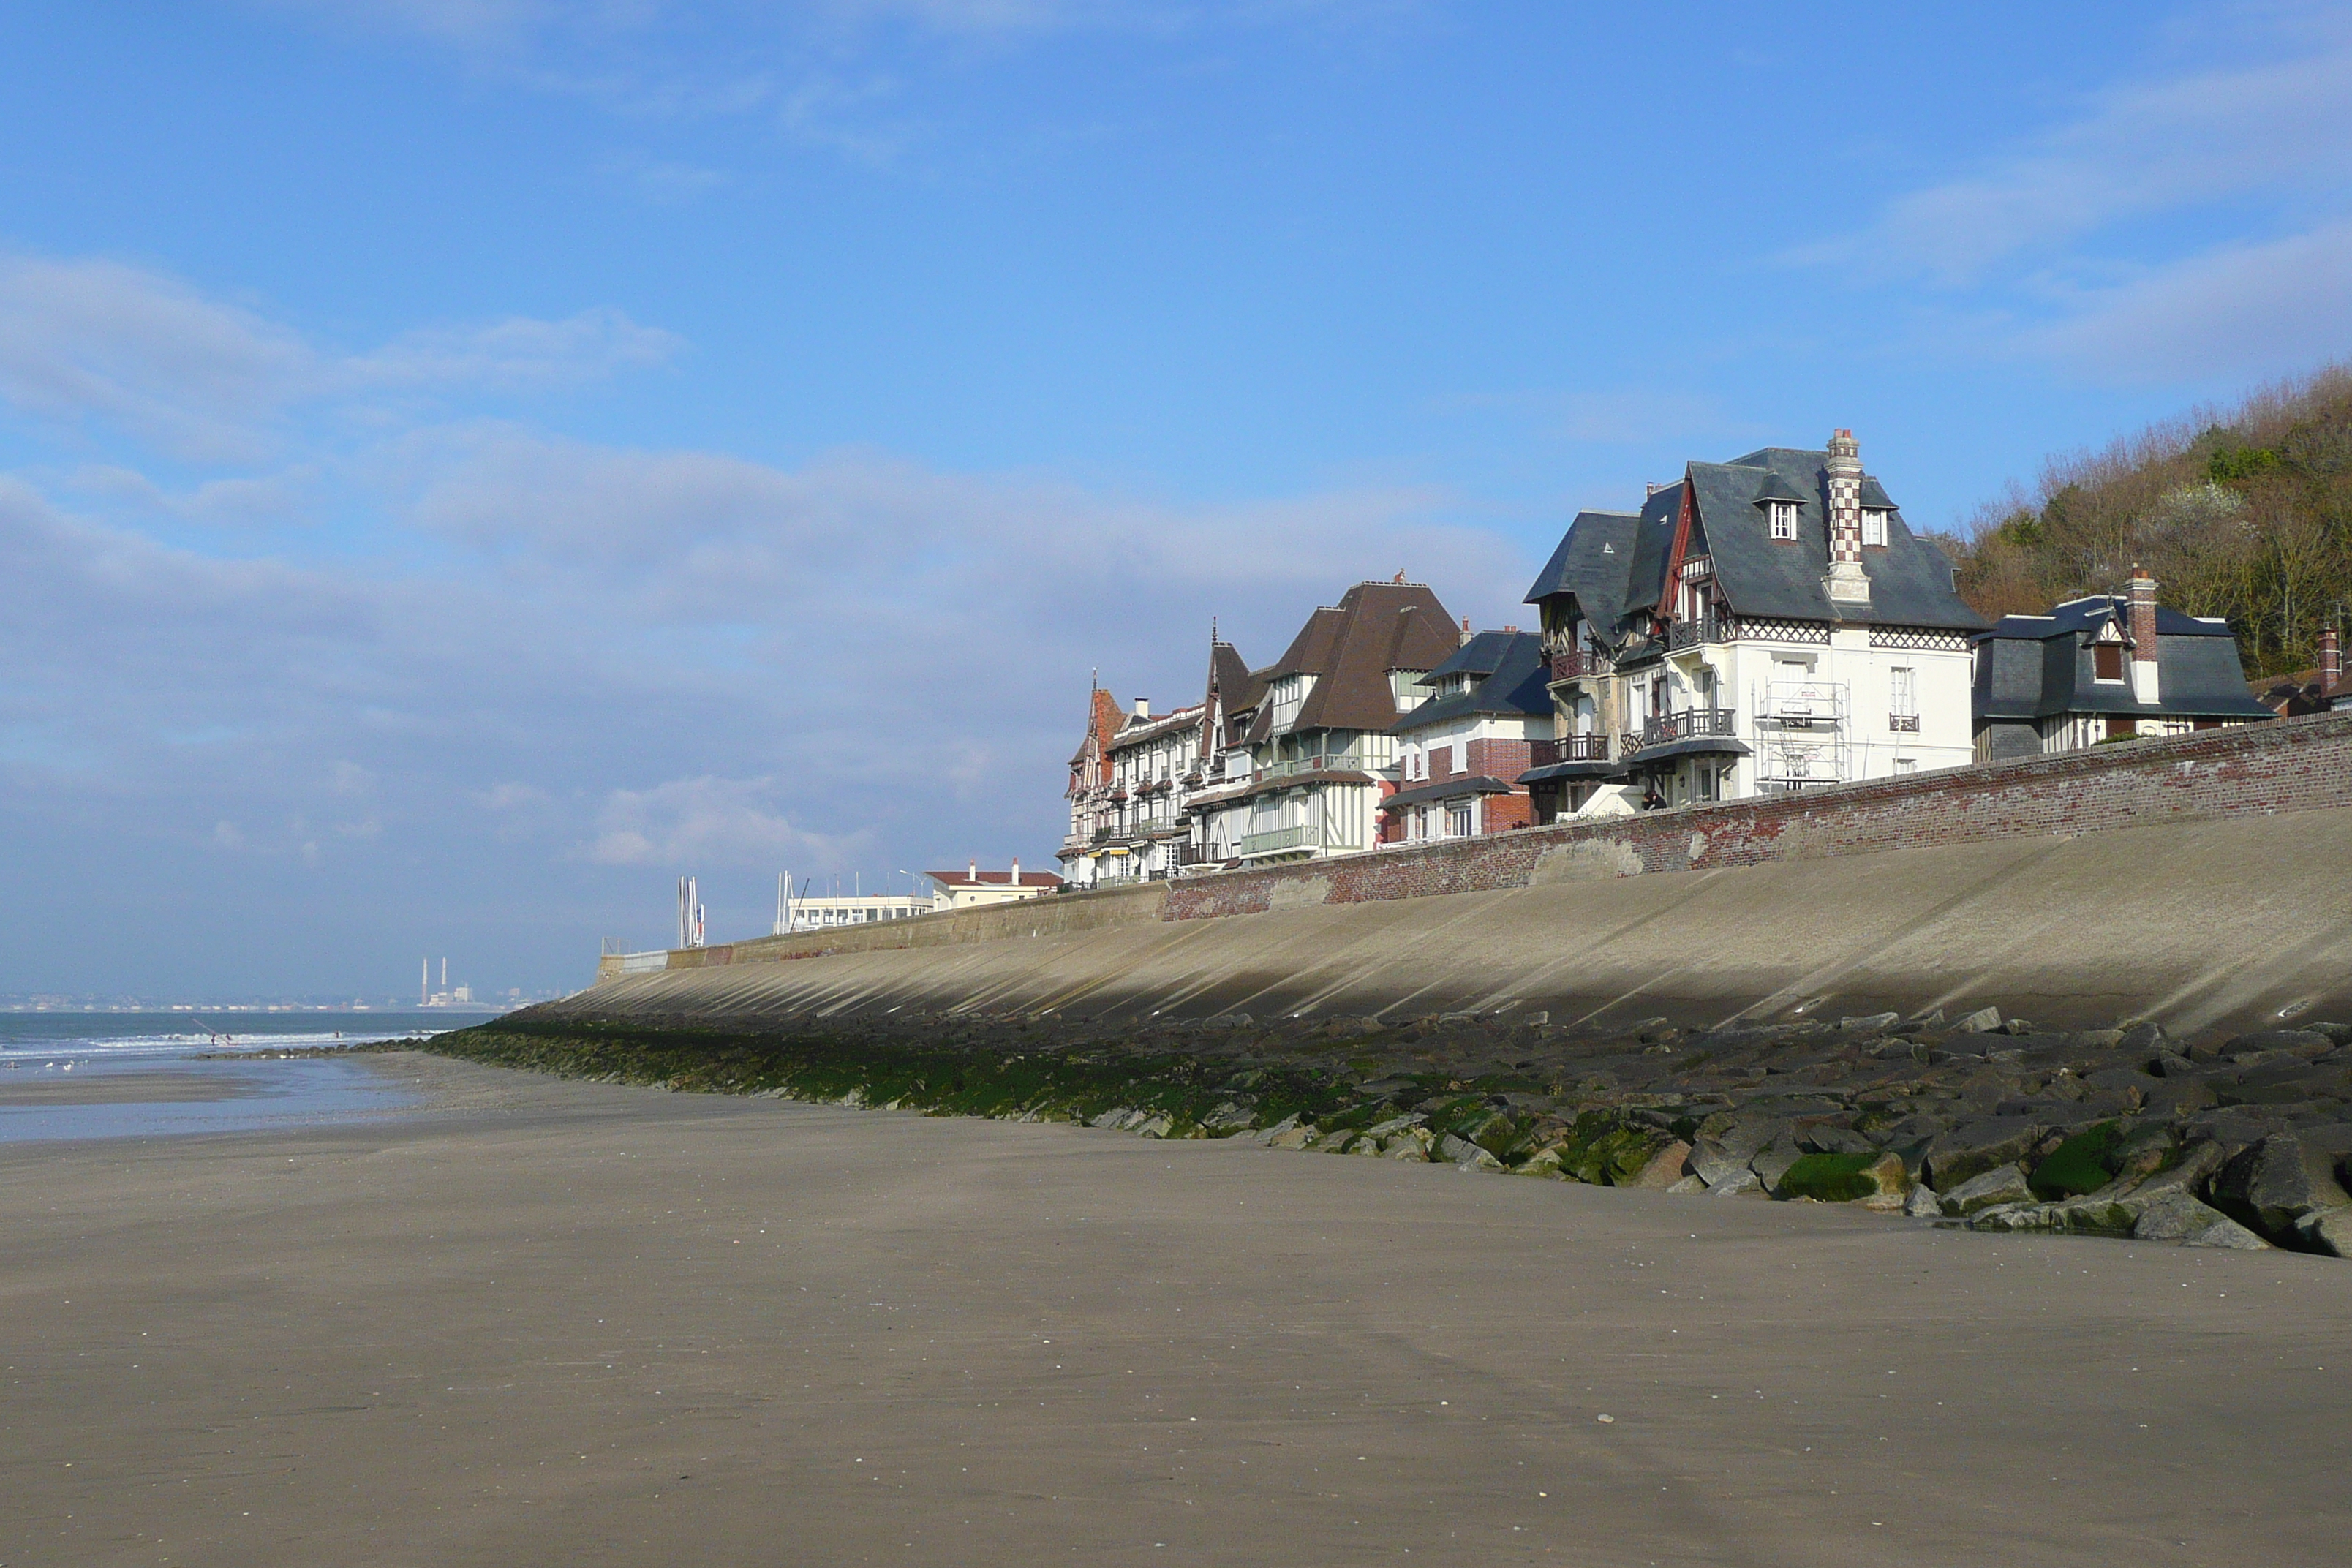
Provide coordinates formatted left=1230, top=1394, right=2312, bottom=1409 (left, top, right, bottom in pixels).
left=778, top=894, right=930, bottom=932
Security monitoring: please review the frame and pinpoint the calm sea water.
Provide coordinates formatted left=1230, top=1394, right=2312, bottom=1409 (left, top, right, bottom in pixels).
left=0, top=1010, right=480, bottom=1144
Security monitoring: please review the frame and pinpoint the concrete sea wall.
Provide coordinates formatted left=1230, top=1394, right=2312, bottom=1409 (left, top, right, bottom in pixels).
left=545, top=717, right=2352, bottom=1033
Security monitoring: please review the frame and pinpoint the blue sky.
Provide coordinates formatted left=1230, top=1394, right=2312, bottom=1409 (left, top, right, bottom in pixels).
left=5, top=1, right=2351, bottom=998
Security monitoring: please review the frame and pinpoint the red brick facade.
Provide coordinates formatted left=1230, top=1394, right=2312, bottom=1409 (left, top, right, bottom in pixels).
left=1167, top=712, right=2352, bottom=920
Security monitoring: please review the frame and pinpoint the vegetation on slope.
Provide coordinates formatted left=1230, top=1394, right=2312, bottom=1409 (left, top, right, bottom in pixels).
left=1941, top=364, right=2352, bottom=676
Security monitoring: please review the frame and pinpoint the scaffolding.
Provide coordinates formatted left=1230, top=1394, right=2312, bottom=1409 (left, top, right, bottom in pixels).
left=1752, top=678, right=1850, bottom=791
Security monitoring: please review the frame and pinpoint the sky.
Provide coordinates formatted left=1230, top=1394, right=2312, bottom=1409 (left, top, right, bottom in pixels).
left=5, top=1, right=2351, bottom=998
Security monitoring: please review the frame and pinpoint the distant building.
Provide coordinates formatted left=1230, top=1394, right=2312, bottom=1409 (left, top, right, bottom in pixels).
left=1972, top=569, right=2274, bottom=760
left=1384, top=629, right=1552, bottom=841
left=1188, top=578, right=1463, bottom=864
left=925, top=862, right=1063, bottom=911
left=779, top=895, right=930, bottom=932
left=1521, top=430, right=1983, bottom=817
left=2257, top=624, right=2345, bottom=716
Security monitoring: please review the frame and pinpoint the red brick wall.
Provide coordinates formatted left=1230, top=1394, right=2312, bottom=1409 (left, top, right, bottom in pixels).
left=1163, top=712, right=2352, bottom=920
left=1465, top=736, right=1531, bottom=782
left=1482, top=792, right=1535, bottom=832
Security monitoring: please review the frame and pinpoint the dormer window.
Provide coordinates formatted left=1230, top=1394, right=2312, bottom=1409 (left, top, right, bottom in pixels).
left=1862, top=508, right=1891, bottom=548
left=2093, top=639, right=2125, bottom=682
left=1768, top=501, right=1798, bottom=541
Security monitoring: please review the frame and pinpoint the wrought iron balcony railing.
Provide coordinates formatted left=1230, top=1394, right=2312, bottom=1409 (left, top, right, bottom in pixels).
left=1529, top=733, right=1613, bottom=767
left=1637, top=707, right=1738, bottom=749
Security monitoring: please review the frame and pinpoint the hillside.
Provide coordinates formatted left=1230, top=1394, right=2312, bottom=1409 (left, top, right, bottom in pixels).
left=1946, top=365, right=2352, bottom=677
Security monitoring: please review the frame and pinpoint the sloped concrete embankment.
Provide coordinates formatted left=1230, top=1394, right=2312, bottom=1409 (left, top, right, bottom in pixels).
left=543, top=805, right=2352, bottom=1036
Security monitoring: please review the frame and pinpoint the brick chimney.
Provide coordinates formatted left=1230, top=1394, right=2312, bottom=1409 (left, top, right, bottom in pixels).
left=2128, top=565, right=2161, bottom=704
left=2321, top=622, right=2342, bottom=695
left=1460, top=616, right=1473, bottom=646
left=1822, top=429, right=1871, bottom=606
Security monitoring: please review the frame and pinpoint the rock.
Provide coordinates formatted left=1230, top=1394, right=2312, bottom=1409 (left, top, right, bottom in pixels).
left=2119, top=1020, right=2166, bottom=1054
left=1839, top=1012, right=1901, bottom=1033
left=1440, top=1132, right=1503, bottom=1171
left=2212, top=1130, right=2352, bottom=1240
left=1665, top=1173, right=1710, bottom=1195
left=1922, top=1117, right=2044, bottom=1190
left=1691, top=1119, right=1784, bottom=1184
left=1625, top=1139, right=1695, bottom=1190
left=1251, top=1114, right=1300, bottom=1145
left=1747, top=1132, right=1804, bottom=1193
left=1362, top=1112, right=1427, bottom=1139
left=1776, top=1150, right=1909, bottom=1207
left=1940, top=1163, right=2035, bottom=1218
left=1088, top=1107, right=1134, bottom=1129
left=2130, top=1191, right=2270, bottom=1250
left=1954, top=1007, right=2003, bottom=1033
left=1267, top=1121, right=1319, bottom=1151
left=1383, top=1128, right=1436, bottom=1161
left=1904, top=1184, right=1943, bottom=1218
left=1202, top=1101, right=1257, bottom=1133
left=2124, top=1139, right=2225, bottom=1202
left=2077, top=1028, right=2125, bottom=1048
left=1794, top=1117, right=1874, bottom=1156
left=1133, top=1113, right=1174, bottom=1139
left=2294, top=1207, right=2352, bottom=1257
left=2225, top=1029, right=2336, bottom=1057
left=1708, top=1169, right=1763, bottom=1198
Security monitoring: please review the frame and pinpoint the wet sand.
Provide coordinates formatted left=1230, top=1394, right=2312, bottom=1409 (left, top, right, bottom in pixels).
left=2, top=1051, right=2345, bottom=1567
left=0, top=1068, right=267, bottom=1105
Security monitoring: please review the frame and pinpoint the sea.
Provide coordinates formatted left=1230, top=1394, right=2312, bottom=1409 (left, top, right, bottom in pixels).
left=0, top=1011, right=475, bottom=1144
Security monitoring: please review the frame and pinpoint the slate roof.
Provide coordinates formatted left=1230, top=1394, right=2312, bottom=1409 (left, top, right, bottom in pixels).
left=1974, top=595, right=2273, bottom=720
left=1381, top=776, right=1512, bottom=810
left=1681, top=448, right=1984, bottom=630
left=1520, top=510, right=1640, bottom=630
left=1067, top=685, right=1125, bottom=777
left=1106, top=702, right=1206, bottom=753
left=1246, top=580, right=1460, bottom=742
left=1396, top=630, right=1551, bottom=731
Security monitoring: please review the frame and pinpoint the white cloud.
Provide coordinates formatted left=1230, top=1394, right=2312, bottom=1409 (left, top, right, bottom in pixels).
left=584, top=774, right=865, bottom=867
left=0, top=254, right=680, bottom=462
left=2021, top=218, right=2352, bottom=383
left=1813, top=27, right=2352, bottom=284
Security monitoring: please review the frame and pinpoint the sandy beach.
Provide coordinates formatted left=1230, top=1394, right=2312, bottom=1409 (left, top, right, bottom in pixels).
left=3, top=1050, right=2346, bottom=1567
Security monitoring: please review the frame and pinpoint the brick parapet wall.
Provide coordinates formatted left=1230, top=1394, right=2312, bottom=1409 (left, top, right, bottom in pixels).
left=1161, top=712, right=2352, bottom=920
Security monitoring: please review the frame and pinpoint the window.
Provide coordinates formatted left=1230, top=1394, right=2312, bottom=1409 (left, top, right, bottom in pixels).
left=1768, top=500, right=1798, bottom=540
left=1893, top=758, right=1916, bottom=776
left=1862, top=508, right=1890, bottom=548
left=1447, top=803, right=1474, bottom=838
left=1389, top=669, right=1425, bottom=709
left=1889, top=666, right=1918, bottom=730
left=2093, top=642, right=2125, bottom=682
left=1270, top=675, right=1309, bottom=729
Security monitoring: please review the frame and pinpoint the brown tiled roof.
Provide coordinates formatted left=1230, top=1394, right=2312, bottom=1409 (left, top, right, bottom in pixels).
left=1248, top=581, right=1459, bottom=741
left=2251, top=668, right=2328, bottom=717
left=1067, top=685, right=1126, bottom=774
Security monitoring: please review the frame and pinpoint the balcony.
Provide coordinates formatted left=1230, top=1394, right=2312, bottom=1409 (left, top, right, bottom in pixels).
left=1237, top=824, right=1314, bottom=856
left=1637, top=707, right=1738, bottom=749
left=1547, top=645, right=1610, bottom=682
left=1529, top=733, right=1613, bottom=768
left=1174, top=842, right=1220, bottom=867
left=1259, top=752, right=1373, bottom=780
left=1665, top=616, right=1728, bottom=651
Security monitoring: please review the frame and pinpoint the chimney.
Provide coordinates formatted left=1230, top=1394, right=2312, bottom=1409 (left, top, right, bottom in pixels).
left=1822, top=429, right=1871, bottom=606
left=1460, top=616, right=1473, bottom=646
left=2321, top=622, right=2342, bottom=694
left=2128, top=565, right=2161, bottom=704
left=968, top=859, right=978, bottom=883
left=1010, top=857, right=1021, bottom=886
left=1134, top=696, right=1150, bottom=720
left=1502, top=625, right=1518, bottom=634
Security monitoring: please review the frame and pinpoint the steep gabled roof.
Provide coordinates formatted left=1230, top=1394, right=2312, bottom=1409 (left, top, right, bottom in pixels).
left=1681, top=448, right=1984, bottom=630
left=1521, top=510, right=1640, bottom=632
left=1250, top=580, right=1460, bottom=739
left=1974, top=594, right=2272, bottom=720
left=1397, top=630, right=1552, bottom=730
left=1977, top=595, right=2240, bottom=641
left=1067, top=685, right=1125, bottom=774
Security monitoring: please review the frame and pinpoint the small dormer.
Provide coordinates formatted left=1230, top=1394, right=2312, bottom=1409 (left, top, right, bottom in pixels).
left=2090, top=614, right=2130, bottom=683
left=1752, top=470, right=1807, bottom=543
left=1859, top=475, right=1899, bottom=549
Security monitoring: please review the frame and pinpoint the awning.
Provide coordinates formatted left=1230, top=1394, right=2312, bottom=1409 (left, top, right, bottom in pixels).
left=1627, top=735, right=1753, bottom=764
left=1518, top=759, right=1629, bottom=784
left=1379, top=775, right=1512, bottom=812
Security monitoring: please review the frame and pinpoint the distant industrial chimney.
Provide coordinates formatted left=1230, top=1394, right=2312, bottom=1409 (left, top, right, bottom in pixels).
left=2129, top=565, right=2162, bottom=704
left=1823, top=429, right=1871, bottom=606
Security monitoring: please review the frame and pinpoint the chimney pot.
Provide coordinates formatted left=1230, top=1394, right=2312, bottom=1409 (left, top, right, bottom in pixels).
left=1503, top=624, right=1518, bottom=634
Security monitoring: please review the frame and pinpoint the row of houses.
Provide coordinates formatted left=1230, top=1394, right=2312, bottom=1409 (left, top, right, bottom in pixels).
left=1060, top=430, right=2315, bottom=888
